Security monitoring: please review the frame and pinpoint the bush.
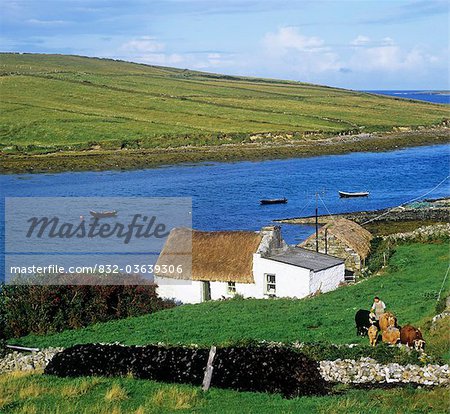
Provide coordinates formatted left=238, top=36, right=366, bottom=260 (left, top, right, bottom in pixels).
left=120, top=139, right=141, bottom=149
left=0, top=339, right=6, bottom=358
left=0, top=275, right=175, bottom=339
left=45, top=343, right=328, bottom=398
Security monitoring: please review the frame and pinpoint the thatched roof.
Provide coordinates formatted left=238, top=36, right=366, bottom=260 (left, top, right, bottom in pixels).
left=155, top=228, right=262, bottom=283
left=300, top=218, right=372, bottom=259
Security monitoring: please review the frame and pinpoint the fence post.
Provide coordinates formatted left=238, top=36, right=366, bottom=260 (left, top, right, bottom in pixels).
left=202, top=345, right=217, bottom=391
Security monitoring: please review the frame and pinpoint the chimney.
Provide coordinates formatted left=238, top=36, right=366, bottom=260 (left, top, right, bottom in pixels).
left=260, top=225, right=285, bottom=252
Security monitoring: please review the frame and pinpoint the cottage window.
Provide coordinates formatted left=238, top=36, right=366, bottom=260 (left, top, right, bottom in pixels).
left=265, top=273, right=276, bottom=294
left=227, top=281, right=236, bottom=295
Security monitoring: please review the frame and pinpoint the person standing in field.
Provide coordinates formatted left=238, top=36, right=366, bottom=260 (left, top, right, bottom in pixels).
left=370, top=296, right=386, bottom=320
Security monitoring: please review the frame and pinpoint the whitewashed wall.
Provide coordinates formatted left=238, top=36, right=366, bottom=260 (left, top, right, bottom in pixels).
left=210, top=281, right=259, bottom=300
left=309, top=263, right=345, bottom=294
left=156, top=255, right=344, bottom=303
left=253, top=254, right=311, bottom=299
left=155, top=276, right=203, bottom=304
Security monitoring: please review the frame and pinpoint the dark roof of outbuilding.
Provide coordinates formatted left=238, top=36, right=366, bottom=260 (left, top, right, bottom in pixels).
left=266, top=246, right=344, bottom=272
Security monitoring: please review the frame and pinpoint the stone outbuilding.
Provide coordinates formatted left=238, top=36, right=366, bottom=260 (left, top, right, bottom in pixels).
left=299, top=218, right=372, bottom=274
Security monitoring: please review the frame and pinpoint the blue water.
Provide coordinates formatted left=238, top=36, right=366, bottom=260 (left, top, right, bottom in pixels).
left=364, top=90, right=450, bottom=104
left=1, top=144, right=449, bottom=252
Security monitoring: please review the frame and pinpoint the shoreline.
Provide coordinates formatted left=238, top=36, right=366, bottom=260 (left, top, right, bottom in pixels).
left=1, top=127, right=449, bottom=174
left=276, top=197, right=450, bottom=236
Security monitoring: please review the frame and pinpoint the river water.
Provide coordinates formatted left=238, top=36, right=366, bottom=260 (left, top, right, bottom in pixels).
left=1, top=144, right=449, bottom=251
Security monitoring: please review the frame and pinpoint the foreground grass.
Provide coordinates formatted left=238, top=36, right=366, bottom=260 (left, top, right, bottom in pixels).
left=1, top=53, right=448, bottom=155
left=1, top=370, right=449, bottom=414
left=12, top=243, right=449, bottom=360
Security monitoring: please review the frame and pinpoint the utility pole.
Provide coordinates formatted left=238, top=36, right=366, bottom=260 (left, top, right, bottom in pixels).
left=315, top=192, right=319, bottom=252
left=325, top=227, right=328, bottom=254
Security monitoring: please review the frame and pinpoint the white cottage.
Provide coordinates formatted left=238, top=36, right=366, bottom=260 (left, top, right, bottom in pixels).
left=154, top=226, right=344, bottom=304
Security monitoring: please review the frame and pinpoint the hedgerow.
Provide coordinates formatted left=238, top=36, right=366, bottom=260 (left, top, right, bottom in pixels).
left=0, top=274, right=175, bottom=339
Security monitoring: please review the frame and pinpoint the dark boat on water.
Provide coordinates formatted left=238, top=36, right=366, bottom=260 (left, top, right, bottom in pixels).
left=260, top=198, right=288, bottom=205
left=339, top=191, right=369, bottom=198
left=89, top=210, right=118, bottom=218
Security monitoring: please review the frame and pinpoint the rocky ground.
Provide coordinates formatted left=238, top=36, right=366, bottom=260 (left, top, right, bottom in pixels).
left=0, top=347, right=63, bottom=373
left=320, top=358, right=449, bottom=386
left=384, top=223, right=450, bottom=243
left=277, top=198, right=449, bottom=226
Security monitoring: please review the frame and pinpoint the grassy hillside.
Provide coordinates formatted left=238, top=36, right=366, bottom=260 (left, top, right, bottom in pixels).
left=1, top=53, right=448, bottom=156
left=12, top=243, right=449, bottom=362
left=3, top=242, right=449, bottom=414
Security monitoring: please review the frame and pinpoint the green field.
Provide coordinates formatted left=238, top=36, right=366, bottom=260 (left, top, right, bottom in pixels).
left=12, top=243, right=449, bottom=362
left=1, top=370, right=449, bottom=414
left=1, top=53, right=448, bottom=155
left=3, top=242, right=450, bottom=414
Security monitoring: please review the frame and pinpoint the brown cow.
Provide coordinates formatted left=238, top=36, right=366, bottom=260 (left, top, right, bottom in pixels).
left=382, top=326, right=400, bottom=345
left=378, top=312, right=397, bottom=331
left=400, top=324, right=425, bottom=351
left=368, top=324, right=379, bottom=347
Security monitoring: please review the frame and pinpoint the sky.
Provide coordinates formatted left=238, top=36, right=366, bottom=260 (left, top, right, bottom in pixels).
left=1, top=0, right=449, bottom=89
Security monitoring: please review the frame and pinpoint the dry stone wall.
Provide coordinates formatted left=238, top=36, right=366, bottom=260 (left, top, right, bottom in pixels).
left=1, top=346, right=449, bottom=387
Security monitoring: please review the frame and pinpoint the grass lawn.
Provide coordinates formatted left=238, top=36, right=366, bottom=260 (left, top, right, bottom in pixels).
left=1, top=370, right=449, bottom=414
left=11, top=243, right=449, bottom=361
left=1, top=53, right=448, bottom=155
left=3, top=242, right=449, bottom=413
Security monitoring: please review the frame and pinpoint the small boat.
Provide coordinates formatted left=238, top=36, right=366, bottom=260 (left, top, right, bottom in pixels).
left=339, top=191, right=369, bottom=198
left=89, top=210, right=118, bottom=218
left=260, top=198, right=288, bottom=205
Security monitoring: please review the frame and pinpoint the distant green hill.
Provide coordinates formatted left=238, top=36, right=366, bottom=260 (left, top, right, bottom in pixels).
left=1, top=53, right=448, bottom=154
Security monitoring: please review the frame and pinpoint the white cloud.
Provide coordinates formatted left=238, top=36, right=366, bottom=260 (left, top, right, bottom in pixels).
left=137, top=53, right=185, bottom=65
left=349, top=38, right=440, bottom=72
left=260, top=27, right=341, bottom=79
left=259, top=29, right=444, bottom=82
left=120, top=36, right=165, bottom=53
left=118, top=36, right=186, bottom=66
left=351, top=35, right=395, bottom=48
left=117, top=30, right=445, bottom=89
left=263, top=27, right=325, bottom=55
left=26, top=19, right=68, bottom=25
left=202, top=53, right=224, bottom=67
left=118, top=36, right=235, bottom=69
left=381, top=37, right=395, bottom=46
left=351, top=35, right=370, bottom=46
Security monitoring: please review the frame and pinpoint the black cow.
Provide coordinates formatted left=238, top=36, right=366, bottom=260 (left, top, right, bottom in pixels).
left=355, top=309, right=378, bottom=336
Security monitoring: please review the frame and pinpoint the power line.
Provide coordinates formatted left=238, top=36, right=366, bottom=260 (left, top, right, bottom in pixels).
left=437, top=265, right=450, bottom=303
left=318, top=194, right=337, bottom=224
left=297, top=197, right=313, bottom=217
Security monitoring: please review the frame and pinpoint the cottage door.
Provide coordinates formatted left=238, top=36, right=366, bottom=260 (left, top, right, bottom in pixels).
left=202, top=281, right=211, bottom=301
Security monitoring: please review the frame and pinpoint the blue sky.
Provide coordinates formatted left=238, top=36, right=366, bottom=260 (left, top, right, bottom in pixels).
left=1, top=0, right=448, bottom=89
